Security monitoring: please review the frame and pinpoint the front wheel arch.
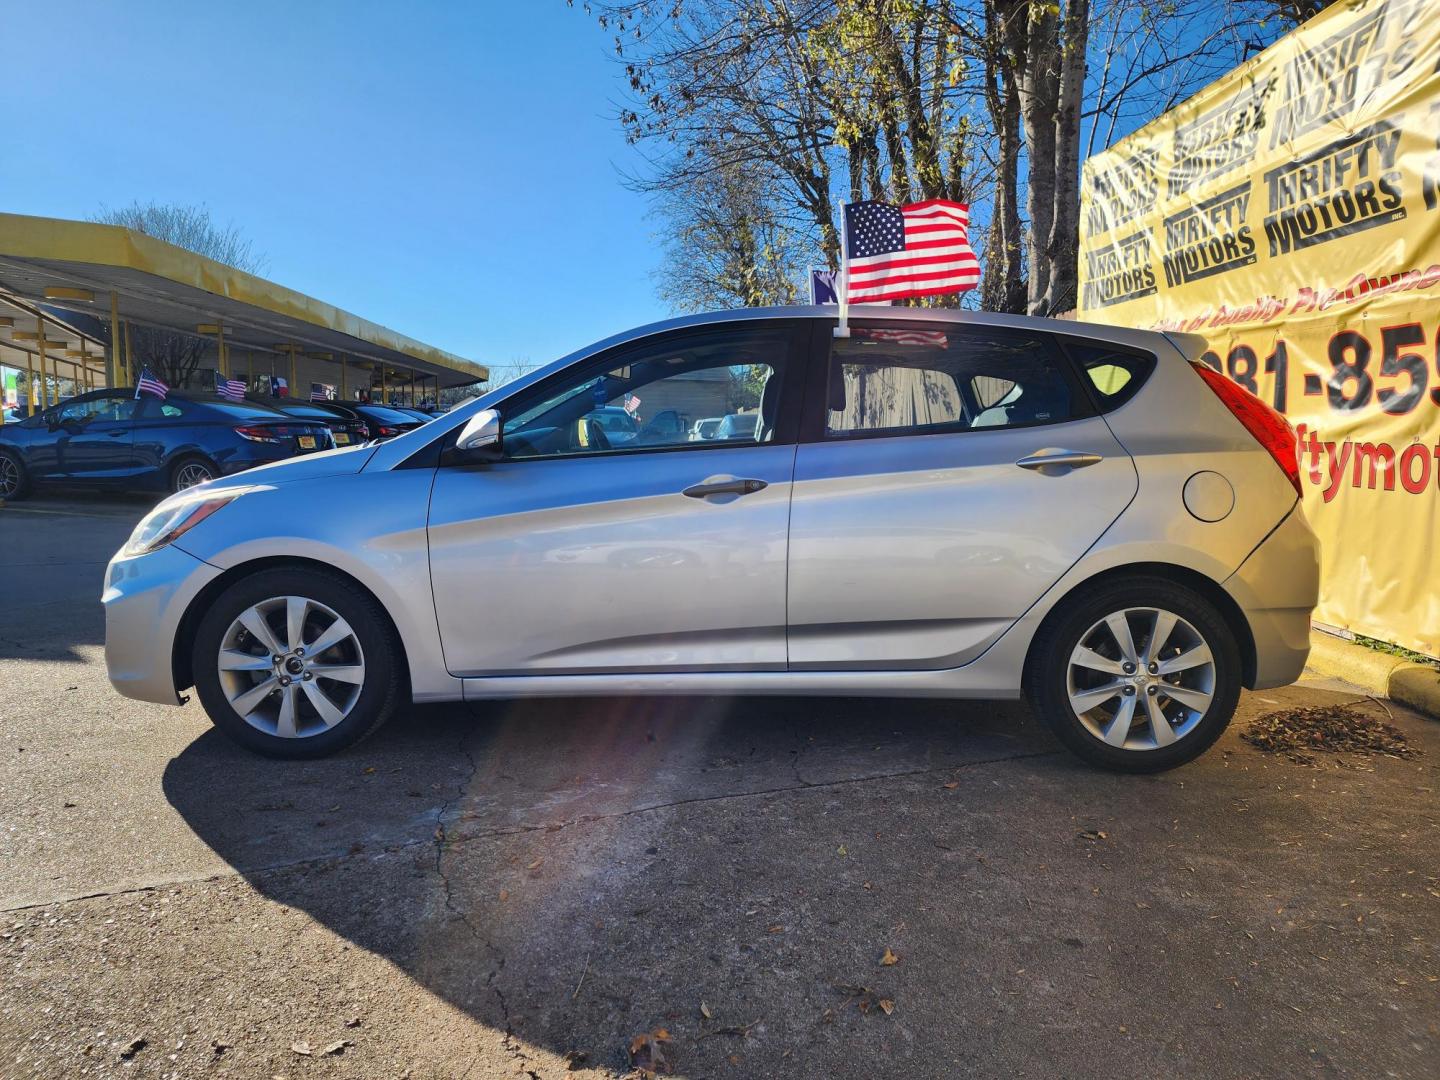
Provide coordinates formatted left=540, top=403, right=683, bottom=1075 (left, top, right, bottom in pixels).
left=172, top=556, right=412, bottom=702
left=1023, top=562, right=1257, bottom=692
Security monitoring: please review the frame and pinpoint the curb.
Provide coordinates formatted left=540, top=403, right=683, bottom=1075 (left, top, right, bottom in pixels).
left=1306, top=630, right=1440, bottom=720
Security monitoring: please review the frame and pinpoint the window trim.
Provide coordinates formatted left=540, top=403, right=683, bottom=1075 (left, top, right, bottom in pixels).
left=436, top=319, right=814, bottom=468
left=800, top=320, right=1096, bottom=443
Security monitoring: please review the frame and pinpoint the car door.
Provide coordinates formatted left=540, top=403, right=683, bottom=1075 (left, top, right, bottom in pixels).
left=786, top=321, right=1137, bottom=670
left=426, top=320, right=808, bottom=676
left=62, top=393, right=139, bottom=478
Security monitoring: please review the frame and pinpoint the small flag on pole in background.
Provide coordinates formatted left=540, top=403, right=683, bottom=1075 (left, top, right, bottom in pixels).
left=842, top=199, right=978, bottom=304
left=135, top=367, right=169, bottom=400
left=215, top=371, right=247, bottom=401
left=310, top=383, right=335, bottom=402
left=272, top=375, right=289, bottom=398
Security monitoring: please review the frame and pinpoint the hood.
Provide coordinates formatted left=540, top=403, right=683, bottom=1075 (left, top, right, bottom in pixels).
left=202, top=442, right=379, bottom=492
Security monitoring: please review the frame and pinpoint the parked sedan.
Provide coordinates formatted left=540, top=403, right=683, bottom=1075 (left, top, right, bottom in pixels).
left=263, top=400, right=372, bottom=447
left=104, top=307, right=1317, bottom=772
left=0, top=389, right=334, bottom=499
left=300, top=401, right=425, bottom=441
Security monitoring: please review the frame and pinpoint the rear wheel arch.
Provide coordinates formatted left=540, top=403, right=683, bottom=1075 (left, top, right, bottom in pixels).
left=1024, top=562, right=1257, bottom=690
left=172, top=556, right=412, bottom=699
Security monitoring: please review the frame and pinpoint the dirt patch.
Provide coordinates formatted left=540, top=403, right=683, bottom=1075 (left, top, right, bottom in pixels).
left=1241, top=704, right=1417, bottom=765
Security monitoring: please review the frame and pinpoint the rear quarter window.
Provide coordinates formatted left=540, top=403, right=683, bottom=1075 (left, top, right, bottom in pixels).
left=1062, top=340, right=1156, bottom=413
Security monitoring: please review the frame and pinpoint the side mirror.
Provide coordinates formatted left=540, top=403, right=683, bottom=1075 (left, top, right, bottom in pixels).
left=453, top=408, right=502, bottom=457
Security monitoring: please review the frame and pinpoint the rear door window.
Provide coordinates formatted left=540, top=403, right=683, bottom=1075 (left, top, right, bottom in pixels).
left=824, top=324, right=1080, bottom=437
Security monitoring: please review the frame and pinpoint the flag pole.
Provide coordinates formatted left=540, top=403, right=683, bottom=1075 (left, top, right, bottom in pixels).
left=835, top=206, right=851, bottom=338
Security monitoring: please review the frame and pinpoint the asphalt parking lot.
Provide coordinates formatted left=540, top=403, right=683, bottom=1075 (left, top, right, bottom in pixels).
left=1, top=492, right=1437, bottom=1079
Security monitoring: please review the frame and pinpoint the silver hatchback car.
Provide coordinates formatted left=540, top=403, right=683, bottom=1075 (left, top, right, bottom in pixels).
left=104, top=308, right=1318, bottom=772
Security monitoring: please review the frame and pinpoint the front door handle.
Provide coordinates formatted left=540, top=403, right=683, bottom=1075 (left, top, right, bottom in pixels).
left=682, top=477, right=768, bottom=499
left=1015, top=449, right=1103, bottom=473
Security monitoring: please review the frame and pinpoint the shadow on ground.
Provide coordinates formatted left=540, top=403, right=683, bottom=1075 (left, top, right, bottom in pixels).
left=161, top=689, right=1440, bottom=1078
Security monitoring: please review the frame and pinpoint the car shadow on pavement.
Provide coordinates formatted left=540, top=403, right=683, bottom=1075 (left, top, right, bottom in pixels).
left=161, top=695, right=1072, bottom=1073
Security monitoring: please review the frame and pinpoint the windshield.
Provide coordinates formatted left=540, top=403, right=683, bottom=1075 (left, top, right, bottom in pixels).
left=197, top=400, right=292, bottom=419
left=356, top=405, right=421, bottom=425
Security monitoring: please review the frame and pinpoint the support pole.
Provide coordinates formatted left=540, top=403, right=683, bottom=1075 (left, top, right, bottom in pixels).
left=37, top=314, right=50, bottom=408
left=124, top=321, right=134, bottom=385
left=289, top=346, right=298, bottom=398
left=109, top=291, right=121, bottom=387
left=24, top=349, right=34, bottom=409
left=216, top=320, right=226, bottom=379
left=834, top=204, right=851, bottom=339
left=340, top=358, right=348, bottom=399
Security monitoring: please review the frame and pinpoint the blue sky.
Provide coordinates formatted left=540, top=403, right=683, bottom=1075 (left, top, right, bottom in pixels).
left=0, top=1, right=663, bottom=367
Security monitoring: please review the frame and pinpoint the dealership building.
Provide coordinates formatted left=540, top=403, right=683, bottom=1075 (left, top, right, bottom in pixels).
left=0, top=212, right=488, bottom=414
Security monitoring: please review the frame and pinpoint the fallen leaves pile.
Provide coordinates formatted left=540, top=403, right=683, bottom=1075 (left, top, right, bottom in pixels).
left=1241, top=705, right=1417, bottom=765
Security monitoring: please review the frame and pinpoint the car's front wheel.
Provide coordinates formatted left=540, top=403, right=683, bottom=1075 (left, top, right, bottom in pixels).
left=1025, top=577, right=1241, bottom=773
left=0, top=450, right=31, bottom=500
left=192, top=568, right=404, bottom=758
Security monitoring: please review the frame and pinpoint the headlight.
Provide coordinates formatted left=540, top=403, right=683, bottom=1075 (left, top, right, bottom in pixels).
left=121, top=487, right=252, bottom=558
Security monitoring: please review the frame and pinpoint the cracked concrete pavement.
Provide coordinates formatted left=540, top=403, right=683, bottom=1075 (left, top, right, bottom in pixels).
left=2, top=493, right=1438, bottom=1079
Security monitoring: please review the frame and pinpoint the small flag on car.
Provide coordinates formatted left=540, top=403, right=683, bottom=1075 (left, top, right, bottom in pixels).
left=623, top=394, right=641, bottom=415
left=841, top=199, right=978, bottom=305
left=215, top=371, right=247, bottom=401
left=310, top=383, right=334, bottom=402
left=135, top=366, right=169, bottom=400
left=272, top=375, right=289, bottom=398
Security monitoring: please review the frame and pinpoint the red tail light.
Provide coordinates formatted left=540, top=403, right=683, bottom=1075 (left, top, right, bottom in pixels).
left=1189, top=362, right=1301, bottom=496
left=234, top=425, right=284, bottom=444
left=374, top=425, right=398, bottom=437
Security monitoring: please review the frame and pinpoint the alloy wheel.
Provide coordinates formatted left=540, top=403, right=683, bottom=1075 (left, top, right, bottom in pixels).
left=216, top=595, right=366, bottom=738
left=0, top=456, right=19, bottom=498
left=174, top=461, right=214, bottom=490
left=1066, top=606, right=1216, bottom=751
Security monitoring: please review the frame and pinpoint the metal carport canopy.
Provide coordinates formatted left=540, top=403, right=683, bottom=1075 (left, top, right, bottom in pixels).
left=0, top=212, right=488, bottom=389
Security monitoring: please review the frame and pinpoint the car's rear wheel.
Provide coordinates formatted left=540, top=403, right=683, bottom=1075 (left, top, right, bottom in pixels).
left=1025, top=577, right=1241, bottom=773
left=192, top=568, right=403, bottom=758
left=0, top=450, right=31, bottom=500
left=170, top=455, right=217, bottom=493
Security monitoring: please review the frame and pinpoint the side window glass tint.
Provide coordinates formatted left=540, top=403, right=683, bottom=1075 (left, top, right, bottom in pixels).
left=826, top=326, right=1074, bottom=437
left=1066, top=342, right=1155, bottom=412
left=501, top=327, right=792, bottom=460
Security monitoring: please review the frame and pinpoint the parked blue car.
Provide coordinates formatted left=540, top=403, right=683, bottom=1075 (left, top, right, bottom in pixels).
left=0, top=388, right=334, bottom=500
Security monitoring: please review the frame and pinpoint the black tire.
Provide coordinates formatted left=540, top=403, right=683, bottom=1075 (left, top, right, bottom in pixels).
left=1024, top=576, right=1242, bottom=773
left=192, top=568, right=405, bottom=759
left=169, top=454, right=218, bottom=494
left=0, top=449, right=32, bottom=500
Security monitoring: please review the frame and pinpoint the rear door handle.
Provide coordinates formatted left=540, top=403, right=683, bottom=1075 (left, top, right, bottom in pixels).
left=1015, top=450, right=1103, bottom=472
left=682, top=477, right=768, bottom=499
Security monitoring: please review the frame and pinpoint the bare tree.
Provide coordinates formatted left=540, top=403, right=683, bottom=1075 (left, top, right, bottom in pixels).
left=577, top=0, right=1297, bottom=316
left=91, top=202, right=266, bottom=388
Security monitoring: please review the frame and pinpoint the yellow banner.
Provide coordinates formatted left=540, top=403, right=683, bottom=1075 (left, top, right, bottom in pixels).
left=1078, top=0, right=1440, bottom=657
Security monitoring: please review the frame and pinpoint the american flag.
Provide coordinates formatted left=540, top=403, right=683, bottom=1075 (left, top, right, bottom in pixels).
left=843, top=199, right=979, bottom=304
left=623, top=394, right=641, bottom=415
left=135, top=366, right=169, bottom=400
left=215, top=371, right=247, bottom=401
left=855, top=327, right=949, bottom=348
left=310, top=383, right=334, bottom=402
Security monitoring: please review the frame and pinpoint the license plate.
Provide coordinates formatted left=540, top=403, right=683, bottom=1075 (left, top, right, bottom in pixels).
left=298, top=435, right=317, bottom=450
left=333, top=433, right=350, bottom=445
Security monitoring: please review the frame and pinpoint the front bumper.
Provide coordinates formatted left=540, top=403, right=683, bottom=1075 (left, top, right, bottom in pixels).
left=1224, top=503, right=1321, bottom=690
left=103, top=542, right=222, bottom=705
